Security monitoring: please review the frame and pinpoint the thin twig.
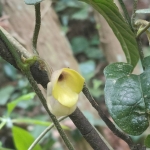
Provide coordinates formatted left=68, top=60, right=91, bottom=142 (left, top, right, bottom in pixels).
left=82, top=83, right=136, bottom=150
left=131, top=0, right=138, bottom=29
left=28, top=116, right=68, bottom=150
left=32, top=3, right=41, bottom=55
left=118, top=0, right=133, bottom=31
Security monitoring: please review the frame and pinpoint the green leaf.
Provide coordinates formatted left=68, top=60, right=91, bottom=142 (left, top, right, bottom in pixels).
left=144, top=135, right=150, bottom=148
left=79, top=60, right=95, bottom=81
left=71, top=7, right=89, bottom=20
left=136, top=9, right=150, bottom=14
left=104, top=56, right=150, bottom=135
left=3, top=63, right=17, bottom=80
left=12, top=118, right=51, bottom=126
left=0, top=86, right=15, bottom=105
left=70, top=36, right=89, bottom=54
left=24, top=0, right=43, bottom=5
left=7, top=92, right=35, bottom=115
left=80, top=0, right=139, bottom=67
left=12, top=126, right=42, bottom=150
left=85, top=47, right=103, bottom=59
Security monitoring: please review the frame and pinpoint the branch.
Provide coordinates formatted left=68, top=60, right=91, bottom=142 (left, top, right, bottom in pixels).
left=69, top=108, right=110, bottom=150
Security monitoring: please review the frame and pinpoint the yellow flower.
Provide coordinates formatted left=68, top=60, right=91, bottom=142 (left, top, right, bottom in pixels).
left=47, top=68, right=85, bottom=117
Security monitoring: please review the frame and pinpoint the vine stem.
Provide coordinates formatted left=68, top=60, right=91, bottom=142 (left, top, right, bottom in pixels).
left=28, top=116, right=68, bottom=150
left=131, top=0, right=138, bottom=29
left=32, top=3, right=41, bottom=55
left=82, top=83, right=137, bottom=150
left=25, top=70, right=75, bottom=150
left=118, top=0, right=133, bottom=31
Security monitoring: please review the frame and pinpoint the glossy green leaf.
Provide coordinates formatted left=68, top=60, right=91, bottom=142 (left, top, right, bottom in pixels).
left=136, top=9, right=150, bottom=14
left=24, top=0, right=43, bottom=5
left=80, top=0, right=139, bottom=67
left=12, top=126, right=42, bottom=150
left=104, top=56, right=150, bottom=135
left=7, top=92, right=35, bottom=116
left=144, top=135, right=150, bottom=148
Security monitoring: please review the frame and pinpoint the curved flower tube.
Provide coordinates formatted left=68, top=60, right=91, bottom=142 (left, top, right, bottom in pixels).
left=46, top=68, right=85, bottom=117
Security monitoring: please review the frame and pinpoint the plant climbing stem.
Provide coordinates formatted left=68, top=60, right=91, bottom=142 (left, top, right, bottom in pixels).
left=131, top=0, right=138, bottom=29
left=118, top=0, right=133, bottom=31
left=32, top=3, right=41, bottom=55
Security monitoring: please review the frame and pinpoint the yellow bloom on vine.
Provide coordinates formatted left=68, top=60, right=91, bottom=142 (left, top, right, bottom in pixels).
left=47, top=68, right=85, bottom=117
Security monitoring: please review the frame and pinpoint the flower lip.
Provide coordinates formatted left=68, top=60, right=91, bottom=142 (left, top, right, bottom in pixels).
left=51, top=68, right=85, bottom=107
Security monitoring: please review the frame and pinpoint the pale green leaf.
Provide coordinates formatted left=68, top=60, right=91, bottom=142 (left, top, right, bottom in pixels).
left=7, top=92, right=35, bottom=116
left=12, top=126, right=42, bottom=150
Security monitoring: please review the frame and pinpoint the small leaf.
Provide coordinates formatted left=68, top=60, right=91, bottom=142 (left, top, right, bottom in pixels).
left=144, top=135, right=150, bottom=148
left=71, top=7, right=88, bottom=20
left=70, top=36, right=89, bottom=54
left=7, top=92, right=35, bottom=115
left=79, top=60, right=95, bottom=80
left=12, top=126, right=42, bottom=150
left=104, top=57, right=150, bottom=135
left=0, top=86, right=15, bottom=105
left=3, top=63, right=17, bottom=80
left=24, top=0, right=43, bottom=5
left=85, top=47, right=103, bottom=59
left=80, top=0, right=139, bottom=67
left=136, top=9, right=150, bottom=14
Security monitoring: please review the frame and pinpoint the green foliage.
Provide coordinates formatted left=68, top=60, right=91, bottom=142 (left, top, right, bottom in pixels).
left=104, top=56, right=150, bottom=135
left=12, top=126, right=42, bottom=150
left=144, top=135, right=150, bottom=148
left=80, top=0, right=139, bottom=67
